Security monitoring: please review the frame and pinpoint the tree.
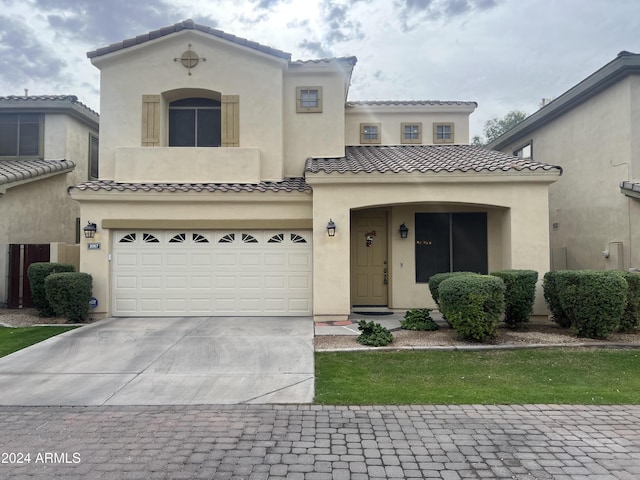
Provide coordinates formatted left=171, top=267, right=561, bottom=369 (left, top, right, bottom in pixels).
left=478, top=110, right=528, bottom=145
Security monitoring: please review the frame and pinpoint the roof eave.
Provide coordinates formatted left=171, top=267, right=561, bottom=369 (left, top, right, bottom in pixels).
left=488, top=52, right=640, bottom=150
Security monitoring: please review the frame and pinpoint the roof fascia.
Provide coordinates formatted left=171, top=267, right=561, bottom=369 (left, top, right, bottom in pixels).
left=0, top=101, right=99, bottom=130
left=488, top=52, right=640, bottom=150
left=345, top=103, right=477, bottom=114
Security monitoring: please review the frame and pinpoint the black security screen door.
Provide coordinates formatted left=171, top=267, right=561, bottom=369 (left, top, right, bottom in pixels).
left=415, top=212, right=488, bottom=282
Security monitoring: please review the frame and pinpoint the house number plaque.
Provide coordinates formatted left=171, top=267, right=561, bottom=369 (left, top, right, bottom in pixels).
left=88, top=243, right=101, bottom=250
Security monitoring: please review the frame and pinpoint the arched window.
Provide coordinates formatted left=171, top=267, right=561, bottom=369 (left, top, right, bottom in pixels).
left=169, top=98, right=221, bottom=147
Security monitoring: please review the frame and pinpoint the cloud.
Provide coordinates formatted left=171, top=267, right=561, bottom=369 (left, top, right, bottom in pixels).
left=34, top=0, right=180, bottom=44
left=0, top=15, right=66, bottom=88
left=395, top=0, right=500, bottom=30
left=298, top=39, right=333, bottom=58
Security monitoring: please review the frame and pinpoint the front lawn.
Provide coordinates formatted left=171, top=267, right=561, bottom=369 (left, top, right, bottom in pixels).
left=0, top=326, right=78, bottom=358
left=315, top=349, right=640, bottom=404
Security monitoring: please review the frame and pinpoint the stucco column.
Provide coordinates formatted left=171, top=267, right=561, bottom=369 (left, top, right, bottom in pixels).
left=312, top=189, right=351, bottom=321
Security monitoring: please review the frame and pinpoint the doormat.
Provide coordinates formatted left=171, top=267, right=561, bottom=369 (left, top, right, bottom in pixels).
left=352, top=311, right=394, bottom=316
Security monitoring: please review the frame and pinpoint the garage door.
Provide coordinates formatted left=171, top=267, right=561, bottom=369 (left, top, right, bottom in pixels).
left=111, top=230, right=312, bottom=316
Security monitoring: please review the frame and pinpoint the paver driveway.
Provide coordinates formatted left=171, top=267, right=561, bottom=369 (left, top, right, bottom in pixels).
left=0, top=317, right=314, bottom=405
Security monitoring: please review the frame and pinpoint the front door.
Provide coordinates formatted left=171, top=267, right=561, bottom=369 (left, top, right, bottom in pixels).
left=351, top=209, right=388, bottom=306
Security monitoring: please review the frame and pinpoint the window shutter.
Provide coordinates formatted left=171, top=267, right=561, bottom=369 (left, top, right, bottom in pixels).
left=141, top=95, right=160, bottom=146
left=221, top=95, right=239, bottom=147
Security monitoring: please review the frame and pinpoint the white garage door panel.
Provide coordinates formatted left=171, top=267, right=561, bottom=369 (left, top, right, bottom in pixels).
left=112, top=230, right=312, bottom=317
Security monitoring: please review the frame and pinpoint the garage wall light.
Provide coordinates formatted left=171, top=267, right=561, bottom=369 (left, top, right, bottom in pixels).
left=326, top=219, right=336, bottom=237
left=83, top=221, right=97, bottom=239
left=399, top=223, right=409, bottom=239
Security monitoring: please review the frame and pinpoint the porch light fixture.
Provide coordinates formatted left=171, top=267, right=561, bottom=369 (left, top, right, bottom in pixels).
left=326, top=219, right=336, bottom=237
left=83, top=221, right=97, bottom=239
left=399, top=223, right=409, bottom=239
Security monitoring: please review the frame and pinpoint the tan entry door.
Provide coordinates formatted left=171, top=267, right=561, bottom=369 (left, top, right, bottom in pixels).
left=351, top=209, right=388, bottom=306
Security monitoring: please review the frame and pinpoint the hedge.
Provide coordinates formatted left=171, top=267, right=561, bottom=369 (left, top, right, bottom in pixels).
left=27, top=262, right=76, bottom=317
left=438, top=275, right=505, bottom=342
left=45, top=272, right=93, bottom=323
left=428, top=271, right=477, bottom=308
left=542, top=271, right=571, bottom=328
left=556, top=270, right=627, bottom=338
left=490, top=270, right=538, bottom=329
left=620, top=272, right=640, bottom=332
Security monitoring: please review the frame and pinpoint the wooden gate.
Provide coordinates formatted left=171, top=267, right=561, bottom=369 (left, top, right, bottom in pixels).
left=7, top=244, right=50, bottom=309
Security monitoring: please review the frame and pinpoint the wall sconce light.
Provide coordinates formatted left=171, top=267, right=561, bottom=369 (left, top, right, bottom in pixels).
left=399, top=223, right=409, bottom=239
left=83, top=221, right=97, bottom=239
left=326, top=219, right=336, bottom=237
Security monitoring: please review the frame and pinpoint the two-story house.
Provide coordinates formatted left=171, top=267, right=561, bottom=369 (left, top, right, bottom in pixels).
left=488, top=51, right=640, bottom=273
left=0, top=95, right=99, bottom=308
left=70, top=20, right=561, bottom=320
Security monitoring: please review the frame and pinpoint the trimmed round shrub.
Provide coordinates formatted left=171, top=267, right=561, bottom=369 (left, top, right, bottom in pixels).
left=543, top=270, right=570, bottom=328
left=620, top=272, right=640, bottom=332
left=27, top=262, right=76, bottom=317
left=556, top=270, right=627, bottom=338
left=357, top=320, right=393, bottom=347
left=428, top=271, right=477, bottom=308
left=438, top=275, right=505, bottom=342
left=401, top=308, right=439, bottom=331
left=491, top=270, right=538, bottom=329
left=45, top=272, right=93, bottom=323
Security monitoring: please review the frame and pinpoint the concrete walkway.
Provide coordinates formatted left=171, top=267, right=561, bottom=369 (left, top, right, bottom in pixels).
left=0, top=404, right=638, bottom=479
left=0, top=317, right=314, bottom=405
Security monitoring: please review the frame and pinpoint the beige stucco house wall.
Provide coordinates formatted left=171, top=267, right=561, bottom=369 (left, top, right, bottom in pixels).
left=70, top=20, right=561, bottom=320
left=489, top=51, right=640, bottom=272
left=0, top=96, right=99, bottom=307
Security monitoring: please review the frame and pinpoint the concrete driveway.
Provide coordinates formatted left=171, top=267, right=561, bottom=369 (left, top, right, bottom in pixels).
left=0, top=317, right=314, bottom=405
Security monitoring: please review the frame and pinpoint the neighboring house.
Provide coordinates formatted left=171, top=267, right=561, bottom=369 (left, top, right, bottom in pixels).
left=0, top=95, right=99, bottom=308
left=488, top=51, right=640, bottom=272
left=69, top=19, right=561, bottom=320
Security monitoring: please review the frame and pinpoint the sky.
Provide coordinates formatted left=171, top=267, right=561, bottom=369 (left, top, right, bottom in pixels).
left=0, top=0, right=639, bottom=139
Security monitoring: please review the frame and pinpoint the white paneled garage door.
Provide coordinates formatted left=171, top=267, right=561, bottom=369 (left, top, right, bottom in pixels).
left=111, top=231, right=312, bottom=316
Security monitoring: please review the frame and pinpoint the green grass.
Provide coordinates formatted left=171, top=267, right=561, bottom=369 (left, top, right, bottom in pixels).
left=0, top=326, right=78, bottom=358
left=315, top=349, right=640, bottom=404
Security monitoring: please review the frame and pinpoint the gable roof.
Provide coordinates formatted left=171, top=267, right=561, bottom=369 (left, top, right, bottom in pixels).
left=0, top=95, right=99, bottom=129
left=0, top=159, right=76, bottom=189
left=87, top=19, right=292, bottom=61
left=488, top=51, right=640, bottom=150
left=305, top=145, right=562, bottom=175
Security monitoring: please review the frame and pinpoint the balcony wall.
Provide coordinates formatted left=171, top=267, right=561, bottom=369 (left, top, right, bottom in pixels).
left=113, top=147, right=261, bottom=184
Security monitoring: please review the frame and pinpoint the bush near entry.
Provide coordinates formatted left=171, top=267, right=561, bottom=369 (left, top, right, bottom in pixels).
left=401, top=309, right=439, bottom=331
left=490, top=270, right=538, bottom=329
left=357, top=320, right=393, bottom=347
left=438, top=275, right=505, bottom=342
left=542, top=271, right=571, bottom=328
left=45, top=272, right=93, bottom=323
left=555, top=270, right=627, bottom=338
left=621, top=272, right=640, bottom=332
left=27, top=262, right=75, bottom=317
left=428, top=271, right=477, bottom=308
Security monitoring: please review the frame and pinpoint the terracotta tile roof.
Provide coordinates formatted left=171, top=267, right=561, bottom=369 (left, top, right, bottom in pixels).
left=346, top=100, right=477, bottom=107
left=68, top=178, right=312, bottom=194
left=87, top=19, right=292, bottom=61
left=0, top=95, right=99, bottom=117
left=0, top=159, right=76, bottom=186
left=292, top=57, right=358, bottom=66
left=304, top=145, right=562, bottom=175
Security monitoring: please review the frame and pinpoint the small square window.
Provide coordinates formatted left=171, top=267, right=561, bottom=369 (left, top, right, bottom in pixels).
left=360, top=123, right=381, bottom=144
left=513, top=141, right=532, bottom=159
left=433, top=123, right=454, bottom=144
left=296, top=87, right=322, bottom=113
left=401, top=123, right=422, bottom=144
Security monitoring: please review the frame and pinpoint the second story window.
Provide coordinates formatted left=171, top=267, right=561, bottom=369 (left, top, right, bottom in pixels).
left=433, top=123, right=454, bottom=144
left=0, top=113, right=42, bottom=157
left=360, top=123, right=381, bottom=144
left=401, top=123, right=422, bottom=144
left=89, top=134, right=99, bottom=179
left=296, top=87, right=323, bottom=113
left=169, top=98, right=221, bottom=147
